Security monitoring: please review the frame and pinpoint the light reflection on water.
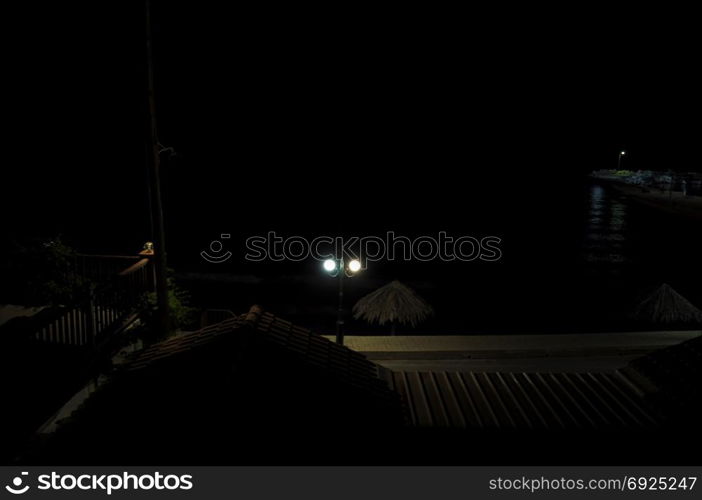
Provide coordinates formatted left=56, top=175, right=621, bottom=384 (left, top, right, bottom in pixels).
left=582, top=184, right=629, bottom=266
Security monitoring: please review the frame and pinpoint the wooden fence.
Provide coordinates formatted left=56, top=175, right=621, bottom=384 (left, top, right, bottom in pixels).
left=33, top=256, right=152, bottom=349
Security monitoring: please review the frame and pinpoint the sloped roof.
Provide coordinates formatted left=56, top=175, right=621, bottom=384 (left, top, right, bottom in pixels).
left=23, top=306, right=407, bottom=462
left=27, top=305, right=696, bottom=465
left=389, top=370, right=659, bottom=430
left=123, top=305, right=396, bottom=399
left=626, top=334, right=702, bottom=423
left=123, top=315, right=248, bottom=371
left=250, top=307, right=396, bottom=397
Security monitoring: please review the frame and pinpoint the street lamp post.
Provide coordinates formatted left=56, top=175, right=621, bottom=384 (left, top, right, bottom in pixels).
left=336, top=266, right=344, bottom=344
left=323, top=258, right=362, bottom=345
left=617, top=150, right=626, bottom=170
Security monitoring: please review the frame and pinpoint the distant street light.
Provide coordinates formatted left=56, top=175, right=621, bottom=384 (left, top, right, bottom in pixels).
left=322, top=257, right=363, bottom=345
left=617, top=150, right=626, bottom=170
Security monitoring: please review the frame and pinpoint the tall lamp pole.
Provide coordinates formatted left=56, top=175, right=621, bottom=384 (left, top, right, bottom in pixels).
left=145, top=0, right=170, bottom=338
left=336, top=263, right=345, bottom=344
left=323, top=258, right=363, bottom=345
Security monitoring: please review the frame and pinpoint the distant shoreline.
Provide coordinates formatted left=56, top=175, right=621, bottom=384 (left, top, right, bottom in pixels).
left=590, top=174, right=702, bottom=222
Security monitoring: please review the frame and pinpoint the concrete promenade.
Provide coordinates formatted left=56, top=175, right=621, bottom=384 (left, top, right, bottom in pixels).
left=324, top=331, right=701, bottom=372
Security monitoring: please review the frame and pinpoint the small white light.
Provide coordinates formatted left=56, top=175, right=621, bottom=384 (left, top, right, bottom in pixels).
left=348, top=259, right=362, bottom=273
left=620, top=151, right=626, bottom=155
left=323, top=259, right=337, bottom=272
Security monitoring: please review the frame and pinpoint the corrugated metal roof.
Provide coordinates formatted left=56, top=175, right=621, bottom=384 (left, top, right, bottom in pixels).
left=112, top=307, right=666, bottom=433
left=389, top=370, right=659, bottom=430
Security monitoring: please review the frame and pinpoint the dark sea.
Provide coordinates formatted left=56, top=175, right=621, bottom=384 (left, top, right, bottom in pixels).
left=162, top=180, right=702, bottom=335
left=16, top=172, right=700, bottom=335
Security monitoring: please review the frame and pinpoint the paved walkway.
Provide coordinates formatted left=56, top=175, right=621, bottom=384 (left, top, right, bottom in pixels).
left=373, top=355, right=642, bottom=373
left=326, top=331, right=700, bottom=353
left=324, top=331, right=700, bottom=373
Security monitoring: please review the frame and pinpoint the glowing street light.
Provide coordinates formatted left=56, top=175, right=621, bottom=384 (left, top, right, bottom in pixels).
left=618, top=150, right=627, bottom=170
left=322, top=257, right=364, bottom=345
left=348, top=259, right=362, bottom=273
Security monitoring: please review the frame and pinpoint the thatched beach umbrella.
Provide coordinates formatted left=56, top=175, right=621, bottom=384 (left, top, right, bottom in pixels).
left=352, top=280, right=433, bottom=334
left=633, top=283, right=702, bottom=325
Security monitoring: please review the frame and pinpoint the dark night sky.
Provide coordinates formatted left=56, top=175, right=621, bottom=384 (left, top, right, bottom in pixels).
left=4, top=3, right=700, bottom=257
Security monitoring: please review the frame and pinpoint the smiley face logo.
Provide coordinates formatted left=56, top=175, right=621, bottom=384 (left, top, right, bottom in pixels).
left=5, top=472, right=29, bottom=495
left=201, top=234, right=233, bottom=263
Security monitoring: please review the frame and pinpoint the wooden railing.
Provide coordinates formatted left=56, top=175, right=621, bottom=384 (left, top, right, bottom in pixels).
left=73, top=254, right=143, bottom=284
left=32, top=256, right=152, bottom=349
